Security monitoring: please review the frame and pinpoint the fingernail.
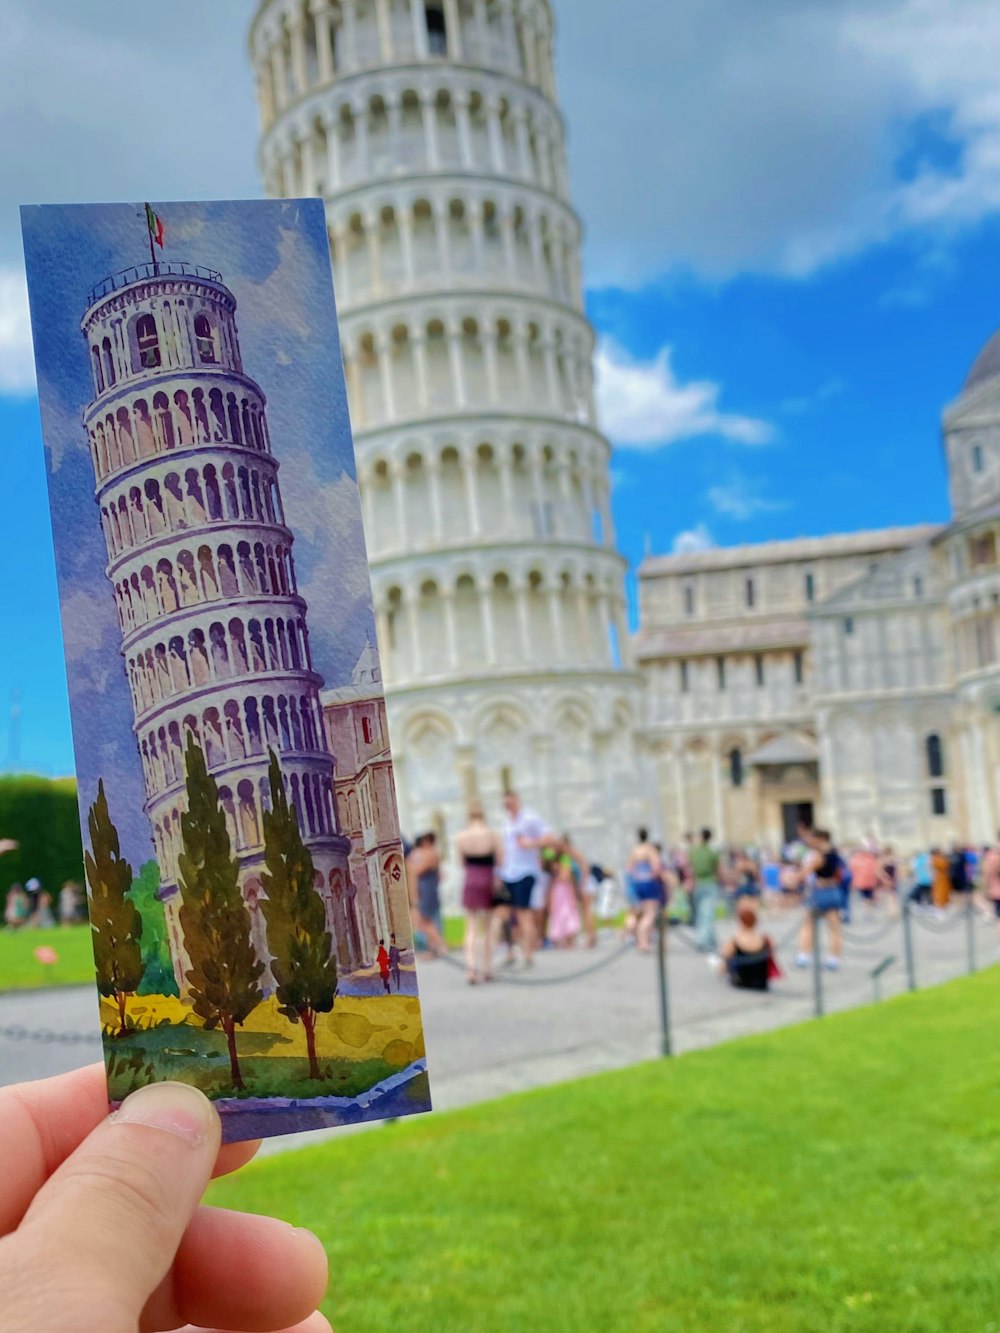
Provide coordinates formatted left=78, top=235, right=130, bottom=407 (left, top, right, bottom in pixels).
left=111, top=1081, right=217, bottom=1146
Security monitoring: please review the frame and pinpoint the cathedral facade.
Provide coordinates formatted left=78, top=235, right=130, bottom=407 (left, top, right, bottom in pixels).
left=638, top=334, right=1000, bottom=853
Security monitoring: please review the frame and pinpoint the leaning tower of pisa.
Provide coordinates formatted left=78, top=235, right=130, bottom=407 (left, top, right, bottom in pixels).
left=249, top=0, right=649, bottom=867
left=80, top=259, right=358, bottom=984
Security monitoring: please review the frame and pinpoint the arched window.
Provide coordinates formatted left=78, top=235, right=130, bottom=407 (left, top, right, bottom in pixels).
left=362, top=715, right=374, bottom=745
left=925, top=733, right=944, bottom=780
left=91, top=346, right=104, bottom=394
left=194, top=313, right=217, bottom=364
left=102, top=337, right=116, bottom=387
left=972, top=442, right=984, bottom=474
left=729, top=748, right=744, bottom=788
left=134, top=313, right=161, bottom=370
left=425, top=2, right=447, bottom=54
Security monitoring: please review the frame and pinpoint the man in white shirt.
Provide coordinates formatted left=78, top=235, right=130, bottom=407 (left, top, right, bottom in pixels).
left=499, top=791, right=550, bottom=965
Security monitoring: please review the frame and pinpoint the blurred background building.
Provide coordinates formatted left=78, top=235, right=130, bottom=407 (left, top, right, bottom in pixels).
left=250, top=0, right=649, bottom=870
left=249, top=1, right=1000, bottom=858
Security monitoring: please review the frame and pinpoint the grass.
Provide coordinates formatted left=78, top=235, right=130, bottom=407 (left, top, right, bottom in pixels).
left=0, top=925, right=95, bottom=990
left=209, top=966, right=1000, bottom=1333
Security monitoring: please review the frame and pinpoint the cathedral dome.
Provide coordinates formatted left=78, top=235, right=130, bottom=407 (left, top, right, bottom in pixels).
left=964, top=328, right=1000, bottom=392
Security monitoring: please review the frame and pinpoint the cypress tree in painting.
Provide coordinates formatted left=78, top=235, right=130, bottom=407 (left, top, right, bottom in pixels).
left=260, top=750, right=338, bottom=1081
left=86, top=780, right=143, bottom=1037
left=177, top=736, right=263, bottom=1090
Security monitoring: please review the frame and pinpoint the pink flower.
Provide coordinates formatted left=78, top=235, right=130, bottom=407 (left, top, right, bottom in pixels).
left=34, top=947, right=59, bottom=966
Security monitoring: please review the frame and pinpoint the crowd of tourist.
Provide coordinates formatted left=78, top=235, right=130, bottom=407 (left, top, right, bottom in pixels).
left=2, top=871, right=84, bottom=932
left=402, top=804, right=1000, bottom=989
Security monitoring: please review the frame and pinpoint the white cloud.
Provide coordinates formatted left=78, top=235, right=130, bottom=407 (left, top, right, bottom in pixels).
left=672, top=523, right=716, bottom=554
left=0, top=267, right=35, bottom=393
left=707, top=472, right=790, bottom=521
left=561, top=0, right=1000, bottom=284
left=595, top=340, right=773, bottom=449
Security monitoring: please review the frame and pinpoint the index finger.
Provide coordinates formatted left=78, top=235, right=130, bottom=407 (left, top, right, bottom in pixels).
left=0, top=1064, right=260, bottom=1237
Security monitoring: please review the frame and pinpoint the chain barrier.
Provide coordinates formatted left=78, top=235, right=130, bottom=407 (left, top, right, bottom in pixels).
left=0, top=1024, right=95, bottom=1046
left=840, top=917, right=900, bottom=945
left=909, top=909, right=965, bottom=935
left=435, top=938, right=635, bottom=987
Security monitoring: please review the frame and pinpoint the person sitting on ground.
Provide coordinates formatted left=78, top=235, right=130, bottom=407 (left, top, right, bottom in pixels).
left=719, top=903, right=778, bottom=991
left=625, top=828, right=665, bottom=953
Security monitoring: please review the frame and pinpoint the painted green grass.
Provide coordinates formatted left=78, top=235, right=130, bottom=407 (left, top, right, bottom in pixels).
left=210, top=967, right=1000, bottom=1333
left=0, top=926, right=94, bottom=990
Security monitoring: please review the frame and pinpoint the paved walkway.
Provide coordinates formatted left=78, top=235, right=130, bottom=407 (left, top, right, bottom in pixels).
left=1, top=907, right=995, bottom=1156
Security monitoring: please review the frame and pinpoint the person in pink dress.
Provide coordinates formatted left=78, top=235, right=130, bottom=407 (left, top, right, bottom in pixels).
left=547, top=857, right=581, bottom=948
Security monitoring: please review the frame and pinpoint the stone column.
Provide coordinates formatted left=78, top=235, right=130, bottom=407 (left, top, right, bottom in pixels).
left=257, top=64, right=275, bottom=131
left=398, top=207, right=416, bottom=287
left=377, top=330, right=396, bottom=419
left=462, top=446, right=482, bottom=537
left=323, top=113, right=342, bottom=189
left=289, top=9, right=309, bottom=94
left=522, top=13, right=539, bottom=85
left=421, top=92, right=441, bottom=169
left=443, top=0, right=463, bottom=58
left=365, top=210, right=383, bottom=297
left=426, top=454, right=445, bottom=543
left=360, top=465, right=377, bottom=543
left=342, top=0, right=360, bottom=70
left=331, top=223, right=351, bottom=305
left=442, top=588, right=459, bottom=670
left=448, top=319, right=468, bottom=408
left=468, top=201, right=485, bottom=272
left=500, top=206, right=518, bottom=278
left=482, top=324, right=500, bottom=404
left=515, top=579, right=532, bottom=659
left=547, top=585, right=566, bottom=661
left=411, top=328, right=430, bottom=410
left=375, top=0, right=394, bottom=60
left=300, top=127, right=316, bottom=194
left=271, top=41, right=289, bottom=112
left=541, top=329, right=561, bottom=410
left=353, top=98, right=370, bottom=177
left=481, top=582, right=498, bottom=665
left=406, top=591, right=424, bottom=677
left=498, top=0, right=518, bottom=71
left=411, top=0, right=430, bottom=58
left=513, top=105, right=532, bottom=178
left=391, top=461, right=409, bottom=550
left=312, top=0, right=334, bottom=81
left=434, top=200, right=451, bottom=277
left=386, top=92, right=402, bottom=161
left=514, top=316, right=532, bottom=400
left=529, top=212, right=546, bottom=286
left=576, top=585, right=592, bottom=659
left=486, top=96, right=507, bottom=172
left=455, top=91, right=474, bottom=168
left=498, top=446, right=517, bottom=533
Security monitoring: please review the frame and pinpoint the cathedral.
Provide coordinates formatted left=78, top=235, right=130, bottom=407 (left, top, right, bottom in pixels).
left=249, top=0, right=1000, bottom=861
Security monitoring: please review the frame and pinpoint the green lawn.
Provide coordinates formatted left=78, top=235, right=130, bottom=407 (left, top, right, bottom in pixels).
left=0, top=926, right=94, bottom=990
left=209, top=967, right=1000, bottom=1333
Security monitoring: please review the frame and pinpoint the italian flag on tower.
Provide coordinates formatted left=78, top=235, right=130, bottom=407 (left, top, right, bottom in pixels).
left=145, top=203, right=165, bottom=249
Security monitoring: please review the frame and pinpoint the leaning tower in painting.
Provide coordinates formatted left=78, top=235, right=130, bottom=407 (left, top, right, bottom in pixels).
left=80, top=258, right=359, bottom=982
left=249, top=0, right=648, bottom=865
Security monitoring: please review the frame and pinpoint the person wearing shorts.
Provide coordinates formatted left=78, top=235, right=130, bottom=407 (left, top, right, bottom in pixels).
left=499, top=791, right=550, bottom=966
left=795, top=829, right=844, bottom=970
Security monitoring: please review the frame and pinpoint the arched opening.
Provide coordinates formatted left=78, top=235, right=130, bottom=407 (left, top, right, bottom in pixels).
left=426, top=2, right=447, bottom=55
left=925, top=733, right=944, bottom=780
left=194, top=313, right=217, bottom=364
left=133, top=313, right=161, bottom=371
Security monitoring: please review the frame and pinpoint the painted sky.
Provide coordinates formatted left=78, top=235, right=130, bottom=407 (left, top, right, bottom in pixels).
left=2, top=0, right=1000, bottom=779
left=20, top=199, right=374, bottom=864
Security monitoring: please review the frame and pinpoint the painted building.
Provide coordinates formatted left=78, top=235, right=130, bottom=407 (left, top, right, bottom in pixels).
left=322, top=642, right=410, bottom=956
left=249, top=0, right=650, bottom=875
left=80, top=258, right=356, bottom=983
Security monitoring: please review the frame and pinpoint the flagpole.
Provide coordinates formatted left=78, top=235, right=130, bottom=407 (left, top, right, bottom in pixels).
left=144, top=203, right=156, bottom=273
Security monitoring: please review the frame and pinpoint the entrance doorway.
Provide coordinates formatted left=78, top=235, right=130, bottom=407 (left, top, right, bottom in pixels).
left=782, top=801, right=814, bottom=845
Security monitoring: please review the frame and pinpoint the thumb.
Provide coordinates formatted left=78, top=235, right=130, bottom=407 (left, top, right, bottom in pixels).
left=9, top=1081, right=221, bottom=1331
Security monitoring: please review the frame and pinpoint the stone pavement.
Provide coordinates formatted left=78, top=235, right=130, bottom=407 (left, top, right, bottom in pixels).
left=1, top=907, right=995, bottom=1157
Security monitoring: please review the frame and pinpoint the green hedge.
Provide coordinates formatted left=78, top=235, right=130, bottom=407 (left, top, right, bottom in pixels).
left=0, top=775, right=84, bottom=908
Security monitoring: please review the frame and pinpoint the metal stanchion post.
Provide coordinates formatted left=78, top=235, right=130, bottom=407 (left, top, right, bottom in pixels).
left=811, top=908, right=824, bottom=1019
left=965, top=897, right=977, bottom=975
left=902, top=896, right=917, bottom=992
left=656, top=909, right=672, bottom=1057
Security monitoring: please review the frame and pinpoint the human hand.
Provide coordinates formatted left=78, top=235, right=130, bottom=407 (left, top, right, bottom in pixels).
left=0, top=1064, right=331, bottom=1333
left=0, top=838, right=17, bottom=854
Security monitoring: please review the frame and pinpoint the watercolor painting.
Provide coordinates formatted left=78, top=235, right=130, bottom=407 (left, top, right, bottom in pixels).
left=20, top=199, right=431, bottom=1143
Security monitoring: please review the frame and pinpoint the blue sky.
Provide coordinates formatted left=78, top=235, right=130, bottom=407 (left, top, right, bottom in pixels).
left=1, top=0, right=1000, bottom=779
left=19, top=200, right=372, bottom=862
